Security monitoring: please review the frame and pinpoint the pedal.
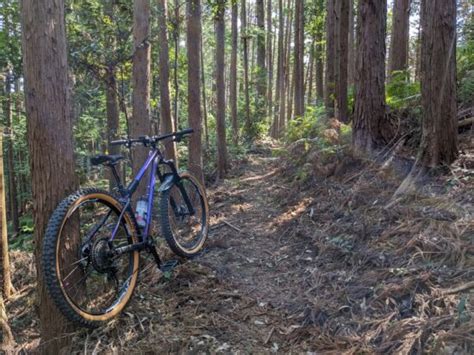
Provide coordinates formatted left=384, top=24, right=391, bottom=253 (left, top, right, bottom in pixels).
left=160, top=259, right=179, bottom=273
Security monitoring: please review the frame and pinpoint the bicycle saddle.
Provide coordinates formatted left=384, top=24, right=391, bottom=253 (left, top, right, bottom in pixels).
left=90, top=154, right=124, bottom=166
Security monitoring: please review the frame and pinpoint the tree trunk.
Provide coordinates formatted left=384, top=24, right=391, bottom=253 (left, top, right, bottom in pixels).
left=215, top=0, right=229, bottom=179
left=279, top=0, right=293, bottom=133
left=417, top=0, right=457, bottom=166
left=0, top=128, right=13, bottom=300
left=256, top=0, right=266, bottom=125
left=315, top=30, right=324, bottom=101
left=157, top=0, right=177, bottom=162
left=389, top=0, right=411, bottom=77
left=353, top=0, right=388, bottom=154
left=306, top=39, right=315, bottom=105
left=348, top=0, right=356, bottom=86
left=105, top=67, right=120, bottom=172
left=200, top=34, right=210, bottom=148
left=293, top=0, right=304, bottom=118
left=242, top=0, right=252, bottom=140
left=272, top=0, right=284, bottom=138
left=266, top=0, right=273, bottom=119
left=104, top=1, right=120, bottom=188
left=0, top=292, right=15, bottom=350
left=325, top=0, right=337, bottom=116
left=132, top=0, right=152, bottom=197
left=4, top=73, right=19, bottom=235
left=21, top=0, right=78, bottom=352
left=230, top=1, right=239, bottom=145
left=336, top=0, right=349, bottom=122
left=186, top=0, right=204, bottom=184
left=173, top=0, right=180, bottom=131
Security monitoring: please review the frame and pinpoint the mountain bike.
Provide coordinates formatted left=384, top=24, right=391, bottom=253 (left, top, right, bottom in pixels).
left=42, top=128, right=209, bottom=327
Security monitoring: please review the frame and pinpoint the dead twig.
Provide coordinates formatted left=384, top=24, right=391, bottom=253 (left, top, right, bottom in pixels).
left=438, top=281, right=474, bottom=296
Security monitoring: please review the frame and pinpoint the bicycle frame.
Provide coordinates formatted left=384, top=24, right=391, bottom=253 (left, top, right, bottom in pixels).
left=107, top=147, right=194, bottom=245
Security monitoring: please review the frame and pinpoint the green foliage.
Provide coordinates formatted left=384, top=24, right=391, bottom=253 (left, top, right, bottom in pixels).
left=386, top=71, right=421, bottom=109
left=285, top=105, right=326, bottom=143
left=459, top=70, right=474, bottom=105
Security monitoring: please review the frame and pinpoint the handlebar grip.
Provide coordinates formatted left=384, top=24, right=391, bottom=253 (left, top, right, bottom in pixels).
left=110, top=139, right=127, bottom=146
left=180, top=128, right=194, bottom=135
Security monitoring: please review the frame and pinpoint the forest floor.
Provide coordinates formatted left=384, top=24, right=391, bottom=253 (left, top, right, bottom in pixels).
left=7, top=134, right=474, bottom=354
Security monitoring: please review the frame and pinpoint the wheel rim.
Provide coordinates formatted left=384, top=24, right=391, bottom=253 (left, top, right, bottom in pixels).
left=56, top=196, right=138, bottom=319
left=167, top=177, right=207, bottom=253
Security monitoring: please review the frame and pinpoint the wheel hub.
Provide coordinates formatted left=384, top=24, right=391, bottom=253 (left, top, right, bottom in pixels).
left=91, top=237, right=115, bottom=273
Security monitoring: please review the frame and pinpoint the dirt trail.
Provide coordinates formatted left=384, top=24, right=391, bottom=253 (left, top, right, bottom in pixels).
left=9, top=139, right=473, bottom=353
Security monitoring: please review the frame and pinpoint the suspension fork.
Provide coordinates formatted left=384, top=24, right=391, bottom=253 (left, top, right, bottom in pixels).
left=158, top=160, right=195, bottom=215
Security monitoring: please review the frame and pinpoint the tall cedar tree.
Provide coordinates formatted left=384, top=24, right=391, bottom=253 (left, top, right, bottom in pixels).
left=4, top=73, right=19, bottom=235
left=266, top=0, right=273, bottom=118
left=418, top=0, right=457, bottom=166
left=131, top=0, right=152, bottom=198
left=104, top=0, right=120, bottom=187
left=293, top=0, right=304, bottom=117
left=272, top=0, right=284, bottom=137
left=21, top=0, right=78, bottom=352
left=256, top=0, right=266, bottom=125
left=241, top=0, right=251, bottom=138
left=173, top=0, right=180, bottom=130
left=0, top=127, right=13, bottom=299
left=1, top=291, right=15, bottom=350
left=315, top=29, right=324, bottom=101
left=325, top=0, right=336, bottom=116
left=186, top=0, right=204, bottom=184
left=157, top=0, right=177, bottom=162
left=348, top=0, right=356, bottom=85
left=230, top=1, right=239, bottom=144
left=215, top=0, right=229, bottom=179
left=389, top=0, right=411, bottom=77
left=353, top=0, right=388, bottom=154
left=335, top=0, right=349, bottom=122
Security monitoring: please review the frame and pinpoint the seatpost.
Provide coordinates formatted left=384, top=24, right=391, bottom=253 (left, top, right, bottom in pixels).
left=109, top=164, right=127, bottom=197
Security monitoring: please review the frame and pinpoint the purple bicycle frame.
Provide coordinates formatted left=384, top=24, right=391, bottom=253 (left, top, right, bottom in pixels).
left=109, top=150, right=160, bottom=242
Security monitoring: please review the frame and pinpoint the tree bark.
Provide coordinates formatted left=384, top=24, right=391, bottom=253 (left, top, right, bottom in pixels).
left=104, top=0, right=120, bottom=188
left=279, top=0, right=293, bottom=133
left=0, top=128, right=13, bottom=300
left=3, top=73, right=19, bottom=235
left=325, top=0, right=337, bottom=116
left=242, top=0, right=252, bottom=140
left=230, top=1, right=239, bottom=145
left=186, top=0, right=204, bottom=184
left=335, top=0, right=349, bottom=122
left=200, top=33, right=209, bottom=148
left=348, top=0, right=356, bottom=86
left=266, top=0, right=273, bottom=119
left=21, top=0, right=78, bottom=352
left=293, top=0, right=304, bottom=118
left=272, top=0, right=284, bottom=138
left=157, top=0, right=177, bottom=162
left=132, top=0, right=152, bottom=197
left=353, top=0, right=388, bottom=154
left=306, top=39, right=315, bottom=105
left=0, top=292, right=15, bottom=350
left=315, top=30, right=324, bottom=101
left=417, top=0, right=457, bottom=166
left=256, top=0, right=267, bottom=124
left=389, top=0, right=411, bottom=77
left=173, top=0, right=181, bottom=131
left=215, top=0, right=229, bottom=179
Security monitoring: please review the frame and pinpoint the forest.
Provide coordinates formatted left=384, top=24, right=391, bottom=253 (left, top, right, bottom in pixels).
left=0, top=0, right=473, bottom=353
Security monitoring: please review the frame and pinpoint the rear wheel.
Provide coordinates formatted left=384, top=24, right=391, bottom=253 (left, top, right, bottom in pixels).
left=42, top=188, right=140, bottom=328
left=160, top=172, right=209, bottom=257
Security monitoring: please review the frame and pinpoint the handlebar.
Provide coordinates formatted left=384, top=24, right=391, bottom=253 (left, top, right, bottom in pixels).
left=111, top=128, right=194, bottom=148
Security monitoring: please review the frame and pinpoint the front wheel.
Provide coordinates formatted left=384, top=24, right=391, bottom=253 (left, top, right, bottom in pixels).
left=160, top=172, right=209, bottom=258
